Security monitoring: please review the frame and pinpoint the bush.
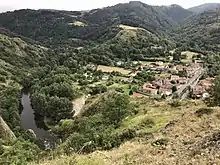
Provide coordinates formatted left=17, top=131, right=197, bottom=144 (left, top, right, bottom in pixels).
left=139, top=118, right=155, bottom=128
left=169, top=99, right=181, bottom=107
left=195, top=108, right=214, bottom=117
left=0, top=76, right=6, bottom=83
left=101, top=93, right=133, bottom=126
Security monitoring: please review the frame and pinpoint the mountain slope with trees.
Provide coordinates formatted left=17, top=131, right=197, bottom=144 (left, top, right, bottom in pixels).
left=173, top=9, right=220, bottom=52
left=154, top=4, right=192, bottom=24
left=188, top=3, right=220, bottom=13
left=0, top=1, right=192, bottom=48
left=2, top=1, right=220, bottom=165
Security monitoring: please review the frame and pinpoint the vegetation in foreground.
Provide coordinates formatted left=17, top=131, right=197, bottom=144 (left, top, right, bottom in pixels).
left=29, top=99, right=220, bottom=165
left=1, top=1, right=220, bottom=165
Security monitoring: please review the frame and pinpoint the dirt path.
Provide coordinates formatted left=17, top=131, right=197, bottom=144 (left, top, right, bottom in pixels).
left=72, top=95, right=87, bottom=117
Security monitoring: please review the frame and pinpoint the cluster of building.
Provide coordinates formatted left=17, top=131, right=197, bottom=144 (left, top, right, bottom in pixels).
left=136, top=61, right=213, bottom=98
left=191, top=78, right=214, bottom=99
left=142, top=75, right=187, bottom=96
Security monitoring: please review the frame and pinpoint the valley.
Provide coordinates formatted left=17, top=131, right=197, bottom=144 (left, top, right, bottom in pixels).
left=0, top=1, right=220, bottom=165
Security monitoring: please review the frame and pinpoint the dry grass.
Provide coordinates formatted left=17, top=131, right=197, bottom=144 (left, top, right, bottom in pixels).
left=117, top=24, right=151, bottom=41
left=89, top=100, right=220, bottom=165
left=69, top=21, right=87, bottom=27
left=119, top=24, right=151, bottom=34
left=119, top=24, right=145, bottom=31
left=181, top=51, right=198, bottom=63
left=97, top=65, right=131, bottom=75
left=30, top=99, right=220, bottom=165
left=29, top=155, right=104, bottom=165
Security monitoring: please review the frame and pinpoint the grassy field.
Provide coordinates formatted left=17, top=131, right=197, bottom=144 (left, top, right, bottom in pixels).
left=69, top=21, right=87, bottom=27
left=30, top=98, right=220, bottom=165
left=109, top=83, right=131, bottom=94
left=97, top=65, right=131, bottom=75
left=119, top=24, right=146, bottom=31
left=181, top=51, right=198, bottom=63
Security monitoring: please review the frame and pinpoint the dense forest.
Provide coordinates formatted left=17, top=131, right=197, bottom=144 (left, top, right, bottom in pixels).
left=1, top=1, right=220, bottom=164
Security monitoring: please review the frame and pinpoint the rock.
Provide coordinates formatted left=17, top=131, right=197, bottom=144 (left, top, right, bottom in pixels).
left=27, top=129, right=37, bottom=138
left=0, top=116, right=16, bottom=140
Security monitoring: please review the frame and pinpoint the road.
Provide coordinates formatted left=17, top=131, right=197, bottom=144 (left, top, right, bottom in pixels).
left=171, top=68, right=205, bottom=100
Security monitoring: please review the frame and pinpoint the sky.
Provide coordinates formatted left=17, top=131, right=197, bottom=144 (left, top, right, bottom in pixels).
left=0, top=0, right=220, bottom=12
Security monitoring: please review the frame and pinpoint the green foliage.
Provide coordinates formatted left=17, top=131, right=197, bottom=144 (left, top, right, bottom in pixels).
left=0, top=2, right=190, bottom=47
left=0, top=85, right=21, bottom=134
left=55, top=92, right=135, bottom=153
left=0, top=138, right=40, bottom=165
left=1, top=2, right=220, bottom=164
left=31, top=72, right=78, bottom=122
left=101, top=93, right=133, bottom=126
left=138, top=118, right=155, bottom=128
left=173, top=50, right=181, bottom=62
left=89, top=85, right=107, bottom=95
left=203, top=53, right=220, bottom=77
left=169, top=99, right=181, bottom=107
left=134, top=70, right=156, bottom=82
left=208, top=74, right=220, bottom=106
left=47, top=96, right=73, bottom=121
left=174, top=9, right=220, bottom=53
left=172, top=86, right=178, bottom=93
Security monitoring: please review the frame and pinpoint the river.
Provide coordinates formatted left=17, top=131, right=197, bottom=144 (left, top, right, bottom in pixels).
left=20, top=89, right=87, bottom=147
left=20, top=89, right=54, bottom=146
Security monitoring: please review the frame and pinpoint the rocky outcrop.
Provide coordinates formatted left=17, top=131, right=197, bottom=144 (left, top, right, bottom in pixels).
left=27, top=129, right=37, bottom=138
left=0, top=116, right=16, bottom=140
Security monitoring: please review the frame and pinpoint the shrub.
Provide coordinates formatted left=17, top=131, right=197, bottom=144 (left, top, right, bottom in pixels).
left=169, top=99, right=181, bottom=107
left=139, top=118, right=155, bottom=128
left=0, top=76, right=6, bottom=83
left=195, top=108, right=214, bottom=117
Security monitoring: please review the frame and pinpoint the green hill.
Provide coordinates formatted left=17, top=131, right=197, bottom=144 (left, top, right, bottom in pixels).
left=0, top=33, right=49, bottom=133
left=1, top=1, right=220, bottom=165
left=0, top=2, right=192, bottom=47
left=174, top=9, right=220, bottom=52
left=188, top=3, right=220, bottom=13
left=78, top=25, right=174, bottom=65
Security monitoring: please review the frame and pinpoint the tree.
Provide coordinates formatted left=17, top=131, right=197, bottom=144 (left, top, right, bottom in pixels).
left=129, top=90, right=133, bottom=95
left=173, top=50, right=181, bottom=62
left=172, top=86, right=177, bottom=93
left=209, top=74, right=220, bottom=106
left=102, top=92, right=133, bottom=126
left=47, top=96, right=73, bottom=122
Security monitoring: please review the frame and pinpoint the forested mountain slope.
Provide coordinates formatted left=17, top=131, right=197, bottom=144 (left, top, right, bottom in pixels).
left=78, top=25, right=175, bottom=65
left=154, top=4, right=192, bottom=24
left=173, top=9, right=220, bottom=52
left=0, top=34, right=49, bottom=130
left=0, top=34, right=48, bottom=69
left=2, top=1, right=220, bottom=165
left=0, top=1, right=192, bottom=47
left=188, top=3, right=220, bottom=13
left=0, top=34, right=52, bottom=164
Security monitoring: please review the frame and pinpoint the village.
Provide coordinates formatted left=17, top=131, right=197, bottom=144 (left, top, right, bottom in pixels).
left=131, top=56, right=213, bottom=99
left=92, top=51, right=214, bottom=100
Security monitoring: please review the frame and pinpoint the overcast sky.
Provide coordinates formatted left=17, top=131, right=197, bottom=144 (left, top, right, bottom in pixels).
left=0, top=0, right=220, bottom=12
